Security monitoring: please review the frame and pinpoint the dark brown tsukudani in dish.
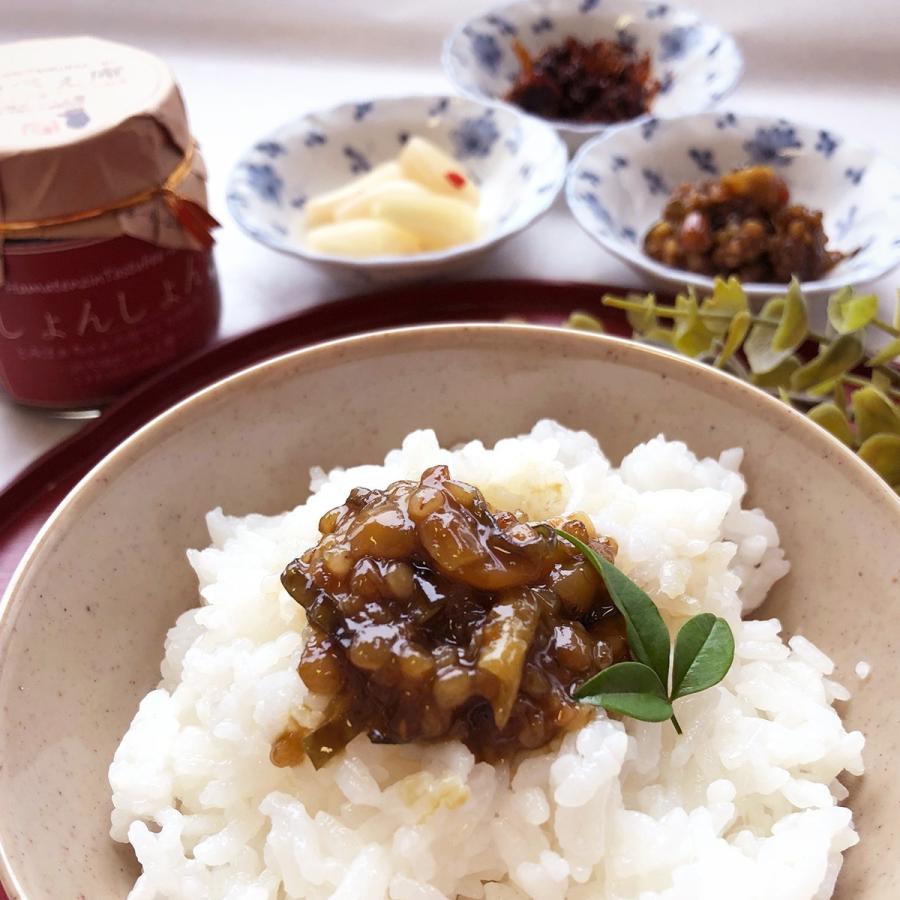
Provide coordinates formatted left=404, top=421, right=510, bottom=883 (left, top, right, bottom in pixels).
left=274, top=465, right=628, bottom=768
left=643, top=165, right=847, bottom=282
left=505, top=37, right=659, bottom=123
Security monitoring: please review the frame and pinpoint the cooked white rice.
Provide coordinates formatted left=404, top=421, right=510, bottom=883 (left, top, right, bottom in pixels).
left=109, top=421, right=864, bottom=900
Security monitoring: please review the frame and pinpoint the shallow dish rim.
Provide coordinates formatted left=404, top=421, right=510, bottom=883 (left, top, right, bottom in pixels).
left=565, top=110, right=900, bottom=295
left=441, top=0, right=745, bottom=135
left=2, top=322, right=898, bottom=900
left=225, top=93, right=568, bottom=269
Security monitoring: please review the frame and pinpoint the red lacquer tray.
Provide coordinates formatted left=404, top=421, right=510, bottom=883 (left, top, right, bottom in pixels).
left=0, top=279, right=631, bottom=609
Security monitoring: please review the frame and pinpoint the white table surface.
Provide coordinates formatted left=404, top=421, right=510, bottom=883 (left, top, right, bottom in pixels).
left=2, top=0, right=899, bottom=489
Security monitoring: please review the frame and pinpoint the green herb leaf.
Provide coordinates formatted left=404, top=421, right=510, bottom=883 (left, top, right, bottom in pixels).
left=808, top=401, right=855, bottom=447
left=867, top=335, right=900, bottom=368
left=613, top=292, right=658, bottom=334
left=644, top=326, right=675, bottom=346
left=745, top=297, right=792, bottom=374
left=858, top=433, right=900, bottom=486
left=872, top=370, right=892, bottom=393
left=827, top=287, right=879, bottom=334
left=714, top=309, right=751, bottom=368
left=750, top=355, right=801, bottom=389
left=772, top=278, right=809, bottom=352
left=555, top=529, right=671, bottom=688
left=566, top=311, right=605, bottom=333
left=790, top=334, right=865, bottom=392
left=673, top=290, right=715, bottom=357
left=671, top=614, right=735, bottom=702
left=575, top=661, right=673, bottom=722
left=806, top=377, right=839, bottom=398
left=852, top=386, right=900, bottom=442
left=700, top=276, right=748, bottom=336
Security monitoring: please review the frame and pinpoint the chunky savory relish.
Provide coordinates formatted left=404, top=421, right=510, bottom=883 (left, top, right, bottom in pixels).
left=274, top=465, right=628, bottom=768
left=505, top=37, right=659, bottom=123
left=643, top=165, right=847, bottom=282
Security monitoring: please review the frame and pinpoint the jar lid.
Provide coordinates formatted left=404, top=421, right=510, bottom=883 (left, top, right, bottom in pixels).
left=0, top=36, right=211, bottom=251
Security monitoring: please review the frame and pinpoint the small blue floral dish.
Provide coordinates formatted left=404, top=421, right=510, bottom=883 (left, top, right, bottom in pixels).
left=566, top=111, right=900, bottom=298
left=443, top=0, right=742, bottom=151
left=226, top=95, right=567, bottom=283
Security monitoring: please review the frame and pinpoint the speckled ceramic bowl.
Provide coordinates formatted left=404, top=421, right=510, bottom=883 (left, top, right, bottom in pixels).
left=1, top=325, right=898, bottom=899
left=443, top=0, right=743, bottom=151
left=566, top=111, right=900, bottom=298
left=226, top=95, right=567, bottom=284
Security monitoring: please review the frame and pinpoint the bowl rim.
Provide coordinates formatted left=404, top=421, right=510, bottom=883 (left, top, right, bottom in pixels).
left=225, top=92, right=568, bottom=269
left=2, top=322, right=899, bottom=900
left=441, top=0, right=745, bottom=135
left=565, top=109, right=900, bottom=295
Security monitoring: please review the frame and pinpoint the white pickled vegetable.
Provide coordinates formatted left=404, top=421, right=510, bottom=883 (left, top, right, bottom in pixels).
left=333, top=179, right=430, bottom=222
left=301, top=137, right=482, bottom=257
left=305, top=219, right=421, bottom=258
left=372, top=193, right=480, bottom=251
left=399, top=136, right=480, bottom=207
left=304, top=162, right=403, bottom=227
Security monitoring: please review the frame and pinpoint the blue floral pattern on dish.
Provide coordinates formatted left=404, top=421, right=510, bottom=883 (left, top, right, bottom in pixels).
left=244, top=163, right=283, bottom=205
left=469, top=32, right=502, bottom=74
left=532, top=16, right=554, bottom=33
left=353, top=103, right=374, bottom=122
left=451, top=112, right=500, bottom=159
left=835, top=205, right=857, bottom=240
left=641, top=118, right=660, bottom=141
left=579, top=0, right=601, bottom=12
left=743, top=124, right=802, bottom=167
left=504, top=123, right=524, bottom=154
left=845, top=167, right=866, bottom=185
left=343, top=146, right=371, bottom=174
left=254, top=141, right=286, bottom=158
left=715, top=112, right=737, bottom=129
left=815, top=130, right=838, bottom=158
left=304, top=131, right=327, bottom=148
left=646, top=4, right=669, bottom=19
left=659, top=25, right=700, bottom=62
left=689, top=147, right=718, bottom=175
left=486, top=13, right=517, bottom=35
left=615, top=28, right=638, bottom=52
left=642, top=167, right=669, bottom=195
left=579, top=192, right=615, bottom=230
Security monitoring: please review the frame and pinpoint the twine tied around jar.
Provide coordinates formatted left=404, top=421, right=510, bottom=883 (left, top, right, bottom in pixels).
left=0, top=142, right=220, bottom=249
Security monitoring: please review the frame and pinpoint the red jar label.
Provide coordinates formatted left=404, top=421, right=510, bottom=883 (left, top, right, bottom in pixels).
left=0, top=235, right=220, bottom=408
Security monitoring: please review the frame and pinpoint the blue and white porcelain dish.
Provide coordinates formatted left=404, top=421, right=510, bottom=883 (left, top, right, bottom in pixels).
left=566, top=111, right=900, bottom=298
left=226, top=95, right=567, bottom=283
left=443, top=0, right=743, bottom=151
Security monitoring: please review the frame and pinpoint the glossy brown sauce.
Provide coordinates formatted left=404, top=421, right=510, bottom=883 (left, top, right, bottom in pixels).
left=274, top=465, right=628, bottom=769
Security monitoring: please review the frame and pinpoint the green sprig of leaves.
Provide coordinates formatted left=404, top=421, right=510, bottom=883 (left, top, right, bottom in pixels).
left=555, top=529, right=735, bottom=734
left=566, top=278, right=900, bottom=493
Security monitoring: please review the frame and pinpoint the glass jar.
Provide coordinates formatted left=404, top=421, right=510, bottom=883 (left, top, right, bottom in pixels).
left=0, top=36, right=221, bottom=411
